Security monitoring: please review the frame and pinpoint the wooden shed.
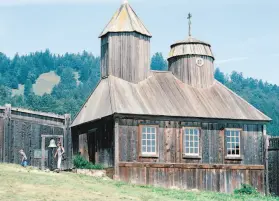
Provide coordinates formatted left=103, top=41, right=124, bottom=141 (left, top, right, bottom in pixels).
left=71, top=1, right=271, bottom=193
left=0, top=104, right=72, bottom=170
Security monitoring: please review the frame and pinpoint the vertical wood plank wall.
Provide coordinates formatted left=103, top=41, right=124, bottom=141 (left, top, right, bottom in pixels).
left=169, top=55, right=214, bottom=88
left=117, top=118, right=265, bottom=193
left=0, top=106, right=72, bottom=169
left=72, top=119, right=114, bottom=168
left=101, top=32, right=150, bottom=83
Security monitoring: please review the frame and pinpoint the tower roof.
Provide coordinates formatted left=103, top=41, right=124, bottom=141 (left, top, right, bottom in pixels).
left=99, top=1, right=152, bottom=38
left=168, top=36, right=214, bottom=60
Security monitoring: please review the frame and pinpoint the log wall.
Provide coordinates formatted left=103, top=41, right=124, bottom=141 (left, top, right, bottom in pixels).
left=117, top=117, right=265, bottom=193
left=0, top=104, right=72, bottom=169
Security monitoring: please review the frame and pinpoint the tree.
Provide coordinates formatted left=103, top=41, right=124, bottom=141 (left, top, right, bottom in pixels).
left=24, top=79, right=33, bottom=97
left=151, top=52, right=168, bottom=71
left=214, top=68, right=226, bottom=84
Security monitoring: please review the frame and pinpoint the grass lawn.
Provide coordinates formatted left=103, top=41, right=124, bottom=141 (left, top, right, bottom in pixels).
left=0, top=163, right=278, bottom=201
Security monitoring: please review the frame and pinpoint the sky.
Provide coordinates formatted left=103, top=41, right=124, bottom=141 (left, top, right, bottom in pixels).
left=0, top=0, right=278, bottom=84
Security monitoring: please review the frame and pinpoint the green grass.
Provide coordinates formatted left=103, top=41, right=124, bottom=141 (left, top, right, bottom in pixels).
left=0, top=163, right=278, bottom=201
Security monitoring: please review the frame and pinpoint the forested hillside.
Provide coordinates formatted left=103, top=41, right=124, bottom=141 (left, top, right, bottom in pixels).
left=0, top=51, right=278, bottom=135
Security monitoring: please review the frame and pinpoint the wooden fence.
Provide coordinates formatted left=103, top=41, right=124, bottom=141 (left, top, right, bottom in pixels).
left=0, top=104, right=72, bottom=170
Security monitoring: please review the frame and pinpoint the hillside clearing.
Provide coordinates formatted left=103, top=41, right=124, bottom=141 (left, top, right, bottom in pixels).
left=0, top=164, right=277, bottom=201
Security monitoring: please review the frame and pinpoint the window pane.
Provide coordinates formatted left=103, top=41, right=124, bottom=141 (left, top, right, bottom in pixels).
left=185, top=129, right=189, bottom=134
left=147, top=134, right=151, bottom=139
left=236, top=148, right=240, bottom=155
left=190, top=142, right=193, bottom=147
left=151, top=128, right=155, bottom=133
left=147, top=140, right=151, bottom=145
left=227, top=143, right=231, bottom=149
left=226, top=131, right=230, bottom=137
left=142, top=134, right=146, bottom=140
left=194, top=129, right=198, bottom=135
left=152, top=140, right=155, bottom=146
left=152, top=147, right=155, bottom=152
left=231, top=131, right=235, bottom=137
left=194, top=148, right=198, bottom=154
left=194, top=135, right=198, bottom=141
left=190, top=129, right=193, bottom=135
left=236, top=137, right=239, bottom=143
left=190, top=148, right=193, bottom=153
left=194, top=142, right=198, bottom=148
left=142, top=140, right=146, bottom=145
left=231, top=137, right=235, bottom=143
left=186, top=148, right=189, bottom=153
left=142, top=146, right=146, bottom=152
left=142, top=127, right=147, bottom=133
left=152, top=134, right=155, bottom=139
left=190, top=135, right=193, bottom=141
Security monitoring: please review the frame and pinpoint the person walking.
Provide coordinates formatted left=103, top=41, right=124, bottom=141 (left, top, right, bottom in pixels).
left=19, top=149, right=28, bottom=167
left=54, top=142, right=64, bottom=171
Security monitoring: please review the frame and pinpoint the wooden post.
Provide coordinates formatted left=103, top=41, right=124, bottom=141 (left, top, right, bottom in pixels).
left=41, top=136, right=45, bottom=170
left=3, top=104, right=11, bottom=163
left=64, top=114, right=71, bottom=169
left=114, top=118, right=120, bottom=180
left=263, top=125, right=269, bottom=195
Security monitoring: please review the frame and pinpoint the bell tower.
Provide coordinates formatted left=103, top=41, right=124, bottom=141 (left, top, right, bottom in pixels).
left=168, top=13, right=215, bottom=88
left=99, top=1, right=152, bottom=83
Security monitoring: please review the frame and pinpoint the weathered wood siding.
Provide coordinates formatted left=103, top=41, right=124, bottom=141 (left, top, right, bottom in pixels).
left=119, top=163, right=264, bottom=193
left=72, top=118, right=114, bottom=168
left=101, top=32, right=150, bottom=83
left=118, top=119, right=264, bottom=165
left=0, top=105, right=71, bottom=169
left=117, top=118, right=265, bottom=193
left=169, top=55, right=214, bottom=88
left=268, top=137, right=279, bottom=196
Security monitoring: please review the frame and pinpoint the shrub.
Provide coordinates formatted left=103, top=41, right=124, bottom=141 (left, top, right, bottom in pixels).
left=73, top=155, right=104, bottom=170
left=234, top=184, right=259, bottom=195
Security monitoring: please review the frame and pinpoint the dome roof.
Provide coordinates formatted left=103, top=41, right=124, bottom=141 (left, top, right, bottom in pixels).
left=168, top=37, right=214, bottom=60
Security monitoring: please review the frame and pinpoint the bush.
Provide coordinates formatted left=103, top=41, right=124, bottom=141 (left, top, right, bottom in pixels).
left=234, top=184, right=259, bottom=195
left=73, top=155, right=104, bottom=170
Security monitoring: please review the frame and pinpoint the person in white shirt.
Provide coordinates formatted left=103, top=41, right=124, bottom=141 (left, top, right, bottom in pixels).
left=54, top=142, right=64, bottom=171
left=19, top=149, right=28, bottom=167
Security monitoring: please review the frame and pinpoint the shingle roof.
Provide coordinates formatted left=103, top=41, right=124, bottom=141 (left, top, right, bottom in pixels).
left=71, top=72, right=271, bottom=127
left=99, top=2, right=152, bottom=38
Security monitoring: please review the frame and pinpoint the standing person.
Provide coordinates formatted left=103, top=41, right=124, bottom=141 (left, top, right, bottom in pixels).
left=54, top=142, right=64, bottom=171
left=19, top=149, right=28, bottom=167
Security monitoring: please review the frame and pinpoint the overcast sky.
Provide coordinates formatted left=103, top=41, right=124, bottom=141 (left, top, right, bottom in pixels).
left=0, top=0, right=278, bottom=84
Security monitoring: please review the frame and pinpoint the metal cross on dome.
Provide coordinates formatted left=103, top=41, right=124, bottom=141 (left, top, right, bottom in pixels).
left=187, top=13, right=192, bottom=37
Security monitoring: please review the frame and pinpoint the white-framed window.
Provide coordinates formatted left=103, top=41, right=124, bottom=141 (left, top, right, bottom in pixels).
left=225, top=129, right=241, bottom=156
left=141, top=126, right=157, bottom=156
left=183, top=127, right=200, bottom=156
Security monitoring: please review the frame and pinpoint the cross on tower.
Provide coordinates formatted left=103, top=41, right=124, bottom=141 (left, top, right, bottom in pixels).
left=187, top=13, right=192, bottom=37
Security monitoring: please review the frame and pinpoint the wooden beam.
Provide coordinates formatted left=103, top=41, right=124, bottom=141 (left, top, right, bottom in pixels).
left=118, top=162, right=265, bottom=170
left=114, top=118, right=120, bottom=180
left=41, top=135, right=64, bottom=138
left=41, top=136, right=45, bottom=170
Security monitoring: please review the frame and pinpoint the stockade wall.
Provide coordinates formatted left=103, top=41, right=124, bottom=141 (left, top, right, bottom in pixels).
left=117, top=117, right=265, bottom=193
left=0, top=104, right=72, bottom=169
left=268, top=137, right=279, bottom=196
